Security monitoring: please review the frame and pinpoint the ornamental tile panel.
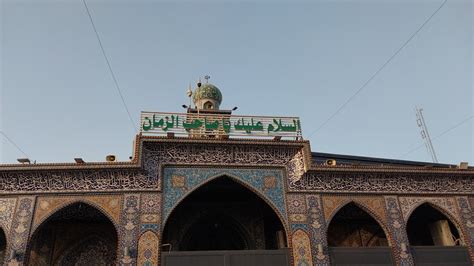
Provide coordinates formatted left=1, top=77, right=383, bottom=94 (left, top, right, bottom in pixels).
left=287, top=194, right=307, bottom=214
left=384, top=196, right=414, bottom=265
left=0, top=198, right=16, bottom=232
left=455, top=197, right=474, bottom=247
left=306, top=195, right=329, bottom=265
left=137, top=231, right=159, bottom=266
left=6, top=196, right=35, bottom=264
left=119, top=194, right=140, bottom=266
left=292, top=230, right=313, bottom=266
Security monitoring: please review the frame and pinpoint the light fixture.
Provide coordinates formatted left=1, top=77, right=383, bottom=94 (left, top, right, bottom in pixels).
left=17, top=158, right=30, bottom=164
left=232, top=106, right=238, bottom=111
left=74, top=158, right=85, bottom=164
left=182, top=104, right=188, bottom=109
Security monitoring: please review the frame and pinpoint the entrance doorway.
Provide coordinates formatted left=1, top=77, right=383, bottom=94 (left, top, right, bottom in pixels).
left=162, top=176, right=289, bottom=266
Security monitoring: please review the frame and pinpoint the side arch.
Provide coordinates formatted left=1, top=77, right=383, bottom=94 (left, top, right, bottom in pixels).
left=406, top=201, right=467, bottom=246
left=32, top=197, right=121, bottom=233
left=325, top=200, right=392, bottom=247
left=26, top=201, right=119, bottom=266
left=404, top=199, right=461, bottom=227
left=162, top=171, right=289, bottom=242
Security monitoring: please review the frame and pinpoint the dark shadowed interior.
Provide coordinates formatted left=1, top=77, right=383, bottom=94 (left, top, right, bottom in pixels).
left=26, top=203, right=117, bottom=266
left=162, top=176, right=285, bottom=251
left=327, top=203, right=388, bottom=247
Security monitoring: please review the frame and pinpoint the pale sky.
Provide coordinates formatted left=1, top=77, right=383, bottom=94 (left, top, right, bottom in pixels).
left=1, top=0, right=472, bottom=164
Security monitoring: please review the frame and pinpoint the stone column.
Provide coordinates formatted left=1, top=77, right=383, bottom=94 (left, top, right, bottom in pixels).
left=5, top=196, right=36, bottom=266
left=384, top=196, right=415, bottom=266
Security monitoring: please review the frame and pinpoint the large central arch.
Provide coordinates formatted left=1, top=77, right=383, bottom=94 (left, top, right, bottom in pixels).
left=162, top=176, right=287, bottom=251
left=161, top=174, right=290, bottom=266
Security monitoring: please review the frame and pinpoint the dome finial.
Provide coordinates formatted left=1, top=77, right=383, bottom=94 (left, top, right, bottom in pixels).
left=204, top=75, right=210, bottom=84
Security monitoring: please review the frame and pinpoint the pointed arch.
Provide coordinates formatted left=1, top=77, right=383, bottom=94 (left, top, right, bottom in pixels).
left=137, top=231, right=159, bottom=266
left=406, top=202, right=465, bottom=246
left=162, top=171, right=289, bottom=239
left=326, top=201, right=391, bottom=247
left=26, top=202, right=118, bottom=265
left=162, top=175, right=288, bottom=251
left=403, top=199, right=460, bottom=226
left=32, top=197, right=120, bottom=233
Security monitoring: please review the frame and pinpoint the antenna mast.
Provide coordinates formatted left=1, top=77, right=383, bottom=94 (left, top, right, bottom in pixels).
left=415, top=107, right=438, bottom=163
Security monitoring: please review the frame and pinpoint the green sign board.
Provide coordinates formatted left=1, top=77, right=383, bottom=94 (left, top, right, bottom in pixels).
left=140, top=112, right=302, bottom=139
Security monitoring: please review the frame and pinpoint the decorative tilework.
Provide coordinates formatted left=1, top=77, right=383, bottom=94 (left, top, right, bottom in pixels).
left=306, top=195, right=329, bottom=265
left=140, top=193, right=161, bottom=234
left=287, top=194, right=307, bottom=214
left=384, top=196, right=414, bottom=266
left=322, top=197, right=348, bottom=222
left=455, top=197, right=474, bottom=259
left=322, top=196, right=387, bottom=226
left=292, top=230, right=313, bottom=266
left=162, top=167, right=287, bottom=225
left=292, top=171, right=473, bottom=194
left=290, top=214, right=307, bottom=223
left=140, top=193, right=161, bottom=214
left=398, top=197, right=458, bottom=222
left=291, top=224, right=308, bottom=232
left=33, top=195, right=121, bottom=230
left=171, top=176, right=186, bottom=188
left=6, top=196, right=35, bottom=265
left=142, top=141, right=306, bottom=191
left=0, top=198, right=17, bottom=232
left=141, top=214, right=159, bottom=224
left=141, top=224, right=159, bottom=232
left=263, top=176, right=277, bottom=189
left=0, top=169, right=154, bottom=194
left=119, top=194, right=140, bottom=266
left=137, top=231, right=159, bottom=266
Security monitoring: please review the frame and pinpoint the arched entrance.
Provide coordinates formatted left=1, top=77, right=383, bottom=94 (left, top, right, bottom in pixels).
left=26, top=202, right=118, bottom=266
left=407, top=203, right=471, bottom=265
left=0, top=228, right=6, bottom=264
left=327, top=202, right=393, bottom=265
left=162, top=176, right=289, bottom=266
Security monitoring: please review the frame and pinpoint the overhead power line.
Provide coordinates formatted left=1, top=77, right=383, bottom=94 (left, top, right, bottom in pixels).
left=307, top=0, right=448, bottom=138
left=82, top=0, right=137, bottom=133
left=400, top=115, right=473, bottom=158
left=0, top=131, right=30, bottom=158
